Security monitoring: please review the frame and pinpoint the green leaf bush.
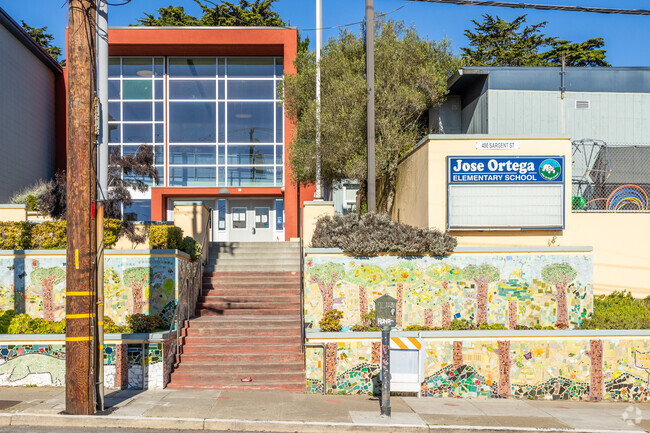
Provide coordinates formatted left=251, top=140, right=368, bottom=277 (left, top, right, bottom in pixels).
left=181, top=236, right=202, bottom=262
left=0, top=222, right=33, bottom=249
left=0, top=310, right=15, bottom=333
left=31, top=221, right=66, bottom=249
left=103, top=219, right=123, bottom=248
left=126, top=313, right=166, bottom=333
left=6, top=313, right=65, bottom=334
left=310, top=212, right=457, bottom=256
left=580, top=291, right=650, bottom=330
left=318, top=309, right=344, bottom=332
left=149, top=225, right=183, bottom=250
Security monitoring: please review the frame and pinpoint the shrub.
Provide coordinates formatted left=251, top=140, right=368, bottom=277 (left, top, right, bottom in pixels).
left=351, top=324, right=381, bottom=331
left=318, top=309, right=344, bottom=332
left=7, top=314, right=32, bottom=333
left=9, top=179, right=50, bottom=206
left=181, top=236, right=202, bottom=262
left=126, top=314, right=166, bottom=333
left=404, top=324, right=434, bottom=331
left=31, top=221, right=66, bottom=249
left=26, top=195, right=38, bottom=212
left=103, top=219, right=123, bottom=248
left=0, top=222, right=33, bottom=249
left=104, top=316, right=130, bottom=333
left=449, top=318, right=474, bottom=330
left=310, top=212, right=457, bottom=256
left=478, top=323, right=507, bottom=330
left=7, top=314, right=65, bottom=334
left=149, top=225, right=183, bottom=250
left=580, top=291, right=650, bottom=330
left=0, top=310, right=15, bottom=333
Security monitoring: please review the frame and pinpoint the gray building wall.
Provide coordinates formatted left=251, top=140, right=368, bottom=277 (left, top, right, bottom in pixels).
left=0, top=23, right=56, bottom=202
left=487, top=89, right=650, bottom=144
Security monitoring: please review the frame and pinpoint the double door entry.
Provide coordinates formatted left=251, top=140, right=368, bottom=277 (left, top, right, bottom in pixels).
left=216, top=199, right=278, bottom=242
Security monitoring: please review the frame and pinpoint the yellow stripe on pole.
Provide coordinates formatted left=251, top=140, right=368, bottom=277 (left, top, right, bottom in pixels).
left=98, top=321, right=104, bottom=326
left=66, top=313, right=94, bottom=319
left=66, top=291, right=95, bottom=296
left=391, top=337, right=409, bottom=350
left=75, top=249, right=79, bottom=269
left=66, top=336, right=92, bottom=342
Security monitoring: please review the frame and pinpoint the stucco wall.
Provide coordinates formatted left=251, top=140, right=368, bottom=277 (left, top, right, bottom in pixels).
left=393, top=141, right=429, bottom=228
left=0, top=24, right=56, bottom=202
left=394, top=136, right=650, bottom=297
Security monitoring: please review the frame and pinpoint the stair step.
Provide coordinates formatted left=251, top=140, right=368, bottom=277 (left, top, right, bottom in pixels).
left=179, top=335, right=301, bottom=345
left=177, top=352, right=304, bottom=364
left=166, top=382, right=305, bottom=391
left=196, top=308, right=300, bottom=316
left=205, top=266, right=300, bottom=273
left=180, top=343, right=301, bottom=354
left=197, top=300, right=300, bottom=309
left=183, top=326, right=301, bottom=337
left=198, top=295, right=299, bottom=303
left=172, top=361, right=304, bottom=373
left=169, top=371, right=305, bottom=383
left=187, top=315, right=300, bottom=327
left=202, top=288, right=300, bottom=297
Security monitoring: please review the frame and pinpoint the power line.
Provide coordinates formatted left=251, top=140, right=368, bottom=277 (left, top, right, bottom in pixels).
left=410, top=0, right=650, bottom=16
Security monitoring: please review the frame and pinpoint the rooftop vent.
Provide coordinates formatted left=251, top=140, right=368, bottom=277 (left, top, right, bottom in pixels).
left=575, top=100, right=591, bottom=110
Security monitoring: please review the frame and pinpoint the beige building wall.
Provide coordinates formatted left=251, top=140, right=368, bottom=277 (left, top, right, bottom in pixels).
left=394, top=135, right=650, bottom=297
left=302, top=201, right=335, bottom=248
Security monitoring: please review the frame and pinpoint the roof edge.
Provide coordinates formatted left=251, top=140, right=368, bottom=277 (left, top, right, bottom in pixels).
left=0, top=6, right=62, bottom=74
left=108, top=25, right=297, bottom=30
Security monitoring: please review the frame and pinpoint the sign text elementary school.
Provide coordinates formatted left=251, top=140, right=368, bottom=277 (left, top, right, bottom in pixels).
left=448, top=156, right=564, bottom=184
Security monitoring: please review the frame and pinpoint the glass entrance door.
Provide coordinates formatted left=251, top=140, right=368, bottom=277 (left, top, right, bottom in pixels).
left=227, top=199, right=274, bottom=241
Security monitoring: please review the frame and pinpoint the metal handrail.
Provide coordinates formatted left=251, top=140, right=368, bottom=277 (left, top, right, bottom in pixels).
left=168, top=209, right=213, bottom=366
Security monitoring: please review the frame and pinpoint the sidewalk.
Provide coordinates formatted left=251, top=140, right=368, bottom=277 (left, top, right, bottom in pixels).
left=1, top=387, right=649, bottom=433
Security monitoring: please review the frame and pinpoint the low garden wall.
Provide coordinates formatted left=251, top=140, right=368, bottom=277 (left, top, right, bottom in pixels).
left=0, top=332, right=176, bottom=389
left=304, top=247, right=594, bottom=330
left=306, top=330, right=650, bottom=401
left=0, top=249, right=193, bottom=326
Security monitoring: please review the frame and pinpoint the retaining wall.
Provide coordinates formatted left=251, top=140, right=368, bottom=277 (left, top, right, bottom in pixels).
left=306, top=331, right=650, bottom=401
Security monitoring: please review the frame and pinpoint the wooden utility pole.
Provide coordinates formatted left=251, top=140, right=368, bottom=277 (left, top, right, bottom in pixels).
left=66, top=0, right=98, bottom=415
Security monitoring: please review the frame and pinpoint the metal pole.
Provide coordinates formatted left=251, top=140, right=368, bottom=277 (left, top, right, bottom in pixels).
left=380, top=328, right=391, bottom=416
left=365, top=0, right=376, bottom=213
left=66, top=0, right=97, bottom=416
left=95, top=0, right=108, bottom=412
left=314, top=0, right=323, bottom=200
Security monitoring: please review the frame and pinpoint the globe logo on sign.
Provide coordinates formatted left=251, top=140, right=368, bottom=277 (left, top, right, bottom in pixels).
left=539, top=159, right=561, bottom=181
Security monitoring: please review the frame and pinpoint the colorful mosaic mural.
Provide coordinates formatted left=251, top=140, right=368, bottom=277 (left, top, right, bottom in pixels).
left=306, top=336, right=650, bottom=401
left=304, top=254, right=593, bottom=330
left=0, top=340, right=169, bottom=389
left=0, top=252, right=192, bottom=325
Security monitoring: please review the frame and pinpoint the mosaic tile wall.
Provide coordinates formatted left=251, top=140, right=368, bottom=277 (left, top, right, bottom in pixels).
left=306, top=336, right=650, bottom=401
left=0, top=340, right=168, bottom=389
left=304, top=254, right=593, bottom=330
left=0, top=252, right=192, bottom=325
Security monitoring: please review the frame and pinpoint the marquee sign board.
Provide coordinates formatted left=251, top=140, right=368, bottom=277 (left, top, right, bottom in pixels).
left=447, top=156, right=565, bottom=230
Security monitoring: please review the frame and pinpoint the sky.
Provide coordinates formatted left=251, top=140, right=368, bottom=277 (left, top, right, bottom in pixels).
left=2, top=0, right=649, bottom=66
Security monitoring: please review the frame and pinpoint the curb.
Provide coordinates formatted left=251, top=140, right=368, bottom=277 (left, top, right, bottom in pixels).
left=0, top=413, right=643, bottom=433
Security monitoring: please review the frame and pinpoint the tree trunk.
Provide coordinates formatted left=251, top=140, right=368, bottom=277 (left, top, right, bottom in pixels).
left=317, top=281, right=333, bottom=315
left=42, top=275, right=56, bottom=322
left=424, top=308, right=433, bottom=328
left=442, top=302, right=451, bottom=329
left=359, top=285, right=368, bottom=325
left=555, top=283, right=569, bottom=329
left=497, top=340, right=511, bottom=398
left=508, top=301, right=518, bottom=329
left=396, top=282, right=404, bottom=328
left=476, top=283, right=488, bottom=325
left=132, top=280, right=144, bottom=314
left=453, top=341, right=463, bottom=368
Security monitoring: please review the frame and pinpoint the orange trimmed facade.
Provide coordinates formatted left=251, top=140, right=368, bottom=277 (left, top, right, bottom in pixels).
left=87, top=26, right=315, bottom=241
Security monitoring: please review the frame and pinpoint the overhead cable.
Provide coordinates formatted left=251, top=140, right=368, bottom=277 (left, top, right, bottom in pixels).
left=410, top=0, right=650, bottom=16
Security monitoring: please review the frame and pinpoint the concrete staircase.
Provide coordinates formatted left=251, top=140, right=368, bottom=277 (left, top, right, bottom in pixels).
left=167, top=242, right=304, bottom=391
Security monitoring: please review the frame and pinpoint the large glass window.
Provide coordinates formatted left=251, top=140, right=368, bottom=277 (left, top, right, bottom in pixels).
left=167, top=56, right=284, bottom=187
left=108, top=57, right=165, bottom=184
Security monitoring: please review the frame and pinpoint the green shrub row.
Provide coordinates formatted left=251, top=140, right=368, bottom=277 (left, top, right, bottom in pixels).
left=0, top=310, right=167, bottom=334
left=0, top=220, right=123, bottom=250
left=579, top=291, right=650, bottom=330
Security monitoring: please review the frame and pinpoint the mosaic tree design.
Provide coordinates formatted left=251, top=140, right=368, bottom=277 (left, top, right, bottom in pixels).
left=123, top=267, right=150, bottom=315
left=542, top=263, right=577, bottom=329
left=387, top=262, right=422, bottom=328
left=346, top=265, right=385, bottom=326
left=463, top=264, right=500, bottom=325
left=308, top=263, right=345, bottom=315
left=426, top=262, right=463, bottom=328
left=30, top=267, right=65, bottom=322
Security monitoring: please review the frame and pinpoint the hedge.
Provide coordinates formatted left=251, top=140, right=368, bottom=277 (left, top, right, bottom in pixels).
left=149, top=225, right=183, bottom=250
left=0, top=219, right=123, bottom=250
